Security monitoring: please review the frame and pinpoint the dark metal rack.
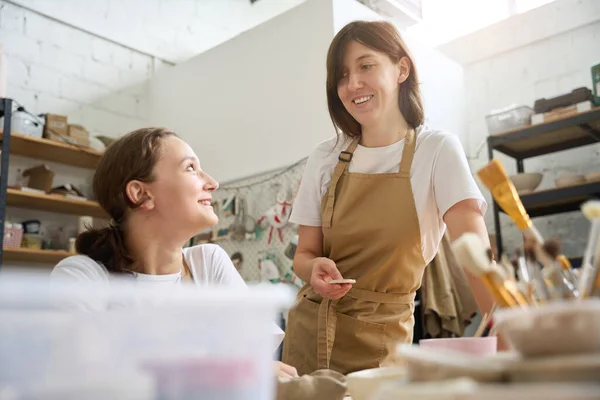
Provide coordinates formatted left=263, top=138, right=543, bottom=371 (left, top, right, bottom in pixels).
left=0, top=97, right=14, bottom=270
left=487, top=107, right=600, bottom=261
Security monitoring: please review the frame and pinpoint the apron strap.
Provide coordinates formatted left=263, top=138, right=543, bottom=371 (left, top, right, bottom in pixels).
left=317, top=298, right=339, bottom=369
left=322, top=138, right=359, bottom=228
left=399, top=129, right=416, bottom=178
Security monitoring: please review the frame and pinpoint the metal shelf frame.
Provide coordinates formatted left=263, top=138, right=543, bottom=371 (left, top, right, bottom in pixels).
left=487, top=107, right=600, bottom=258
left=0, top=98, right=13, bottom=269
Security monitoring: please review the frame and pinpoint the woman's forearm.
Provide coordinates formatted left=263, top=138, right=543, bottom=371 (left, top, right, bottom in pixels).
left=293, top=249, right=319, bottom=283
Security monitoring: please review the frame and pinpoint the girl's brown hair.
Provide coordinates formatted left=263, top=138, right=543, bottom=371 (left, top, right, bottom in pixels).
left=76, top=127, right=176, bottom=273
left=326, top=20, right=424, bottom=139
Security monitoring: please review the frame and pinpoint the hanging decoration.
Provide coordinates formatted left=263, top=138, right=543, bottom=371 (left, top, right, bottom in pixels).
left=257, top=184, right=294, bottom=245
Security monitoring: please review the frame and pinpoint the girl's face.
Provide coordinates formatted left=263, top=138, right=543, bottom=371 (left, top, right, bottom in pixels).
left=129, top=136, right=219, bottom=236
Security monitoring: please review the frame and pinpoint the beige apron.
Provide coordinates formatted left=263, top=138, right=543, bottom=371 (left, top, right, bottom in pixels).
left=283, top=129, right=426, bottom=375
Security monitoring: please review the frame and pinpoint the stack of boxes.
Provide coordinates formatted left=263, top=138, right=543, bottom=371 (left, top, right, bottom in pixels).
left=43, top=114, right=89, bottom=147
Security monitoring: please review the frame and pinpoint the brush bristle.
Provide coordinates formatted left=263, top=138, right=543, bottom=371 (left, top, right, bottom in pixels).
left=581, top=200, right=600, bottom=220
left=477, top=160, right=509, bottom=191
left=452, top=233, right=492, bottom=277
left=543, top=238, right=561, bottom=259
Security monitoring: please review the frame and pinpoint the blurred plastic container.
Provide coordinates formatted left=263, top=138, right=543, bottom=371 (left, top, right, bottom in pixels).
left=0, top=273, right=293, bottom=400
left=419, top=337, right=497, bottom=356
left=3, top=222, right=23, bottom=248
left=485, top=105, right=534, bottom=135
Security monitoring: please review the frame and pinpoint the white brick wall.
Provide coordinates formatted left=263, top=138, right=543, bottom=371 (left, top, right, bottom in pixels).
left=10, top=0, right=306, bottom=63
left=458, top=4, right=600, bottom=258
left=1, top=0, right=155, bottom=137
left=0, top=0, right=164, bottom=268
left=0, top=0, right=305, bottom=269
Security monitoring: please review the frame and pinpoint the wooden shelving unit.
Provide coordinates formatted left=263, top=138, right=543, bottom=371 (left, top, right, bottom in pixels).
left=3, top=248, right=76, bottom=264
left=488, top=107, right=600, bottom=159
left=515, top=181, right=600, bottom=218
left=6, top=188, right=107, bottom=218
left=0, top=98, right=105, bottom=266
left=0, top=131, right=102, bottom=169
left=487, top=106, right=600, bottom=258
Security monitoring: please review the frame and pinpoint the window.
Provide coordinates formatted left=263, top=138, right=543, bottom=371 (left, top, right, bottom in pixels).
left=405, top=0, right=559, bottom=46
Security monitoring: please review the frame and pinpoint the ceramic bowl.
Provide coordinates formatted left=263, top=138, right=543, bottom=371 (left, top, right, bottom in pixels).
left=509, top=173, right=543, bottom=194
left=393, top=344, right=512, bottom=383
left=373, top=379, right=600, bottom=400
left=505, top=353, right=600, bottom=383
left=494, top=299, right=600, bottom=358
left=346, top=366, right=408, bottom=400
left=419, top=337, right=497, bottom=356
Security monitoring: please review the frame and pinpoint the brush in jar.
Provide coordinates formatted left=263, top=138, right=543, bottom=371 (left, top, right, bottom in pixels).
left=543, top=238, right=580, bottom=297
left=477, top=161, right=560, bottom=274
left=452, top=233, right=528, bottom=308
left=508, top=250, right=536, bottom=305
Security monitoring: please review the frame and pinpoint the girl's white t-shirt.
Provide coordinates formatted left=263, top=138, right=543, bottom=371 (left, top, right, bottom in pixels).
left=289, top=125, right=487, bottom=265
left=51, top=244, right=248, bottom=292
left=51, top=244, right=285, bottom=345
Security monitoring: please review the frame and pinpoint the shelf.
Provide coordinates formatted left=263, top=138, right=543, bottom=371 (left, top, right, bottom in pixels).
left=6, top=188, right=107, bottom=218
left=0, top=131, right=103, bottom=169
left=2, top=248, right=74, bottom=264
left=498, top=181, right=600, bottom=218
left=488, top=107, right=600, bottom=159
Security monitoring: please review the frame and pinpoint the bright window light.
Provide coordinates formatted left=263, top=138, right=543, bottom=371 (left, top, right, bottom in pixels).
left=405, top=0, right=559, bottom=46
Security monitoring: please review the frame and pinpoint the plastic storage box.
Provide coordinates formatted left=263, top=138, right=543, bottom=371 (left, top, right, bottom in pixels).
left=0, top=274, right=293, bottom=400
left=485, top=105, right=534, bottom=135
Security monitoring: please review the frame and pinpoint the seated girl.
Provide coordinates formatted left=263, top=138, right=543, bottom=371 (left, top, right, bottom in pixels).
left=51, top=127, right=297, bottom=378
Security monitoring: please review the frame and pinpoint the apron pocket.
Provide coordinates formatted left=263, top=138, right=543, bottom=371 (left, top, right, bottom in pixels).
left=282, top=296, right=320, bottom=375
left=330, top=312, right=386, bottom=374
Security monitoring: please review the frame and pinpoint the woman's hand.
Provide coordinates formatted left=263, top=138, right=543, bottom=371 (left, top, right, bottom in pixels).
left=275, top=361, right=299, bottom=378
left=309, top=257, right=352, bottom=300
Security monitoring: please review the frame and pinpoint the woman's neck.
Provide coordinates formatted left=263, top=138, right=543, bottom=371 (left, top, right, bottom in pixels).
left=360, top=108, right=410, bottom=148
left=124, top=220, right=185, bottom=275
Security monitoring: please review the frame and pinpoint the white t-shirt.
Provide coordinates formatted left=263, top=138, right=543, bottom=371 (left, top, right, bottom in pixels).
left=51, top=244, right=247, bottom=291
left=289, top=125, right=487, bottom=265
left=51, top=244, right=285, bottom=346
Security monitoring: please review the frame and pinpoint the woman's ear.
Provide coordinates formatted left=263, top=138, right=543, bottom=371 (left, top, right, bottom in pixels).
left=397, top=56, right=411, bottom=84
left=125, top=180, right=154, bottom=210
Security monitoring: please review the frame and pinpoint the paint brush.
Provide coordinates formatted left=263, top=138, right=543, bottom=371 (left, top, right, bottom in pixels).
left=543, top=238, right=579, bottom=295
left=477, top=160, right=542, bottom=243
left=477, top=160, right=556, bottom=270
left=539, top=261, right=579, bottom=300
left=522, top=237, right=551, bottom=301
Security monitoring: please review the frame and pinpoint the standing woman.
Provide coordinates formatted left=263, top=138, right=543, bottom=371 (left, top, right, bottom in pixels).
left=282, top=20, right=495, bottom=375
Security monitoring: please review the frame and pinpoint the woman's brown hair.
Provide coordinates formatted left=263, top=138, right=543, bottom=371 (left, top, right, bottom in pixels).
left=76, top=127, right=176, bottom=273
left=326, top=20, right=424, bottom=139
